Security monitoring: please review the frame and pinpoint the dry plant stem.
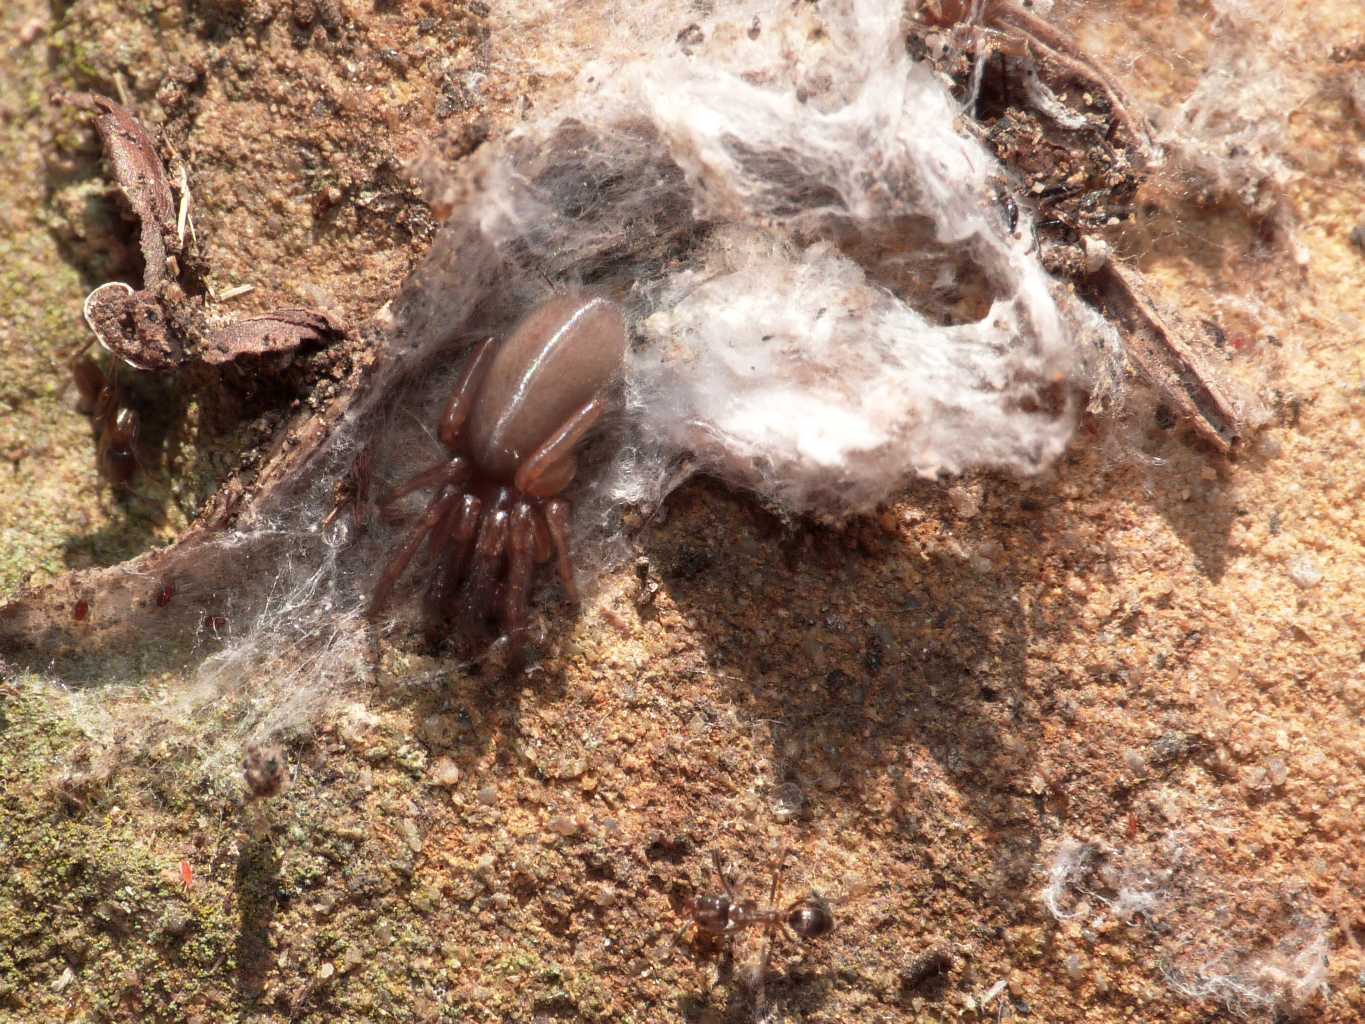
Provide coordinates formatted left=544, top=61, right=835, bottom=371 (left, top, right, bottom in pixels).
left=1082, top=262, right=1242, bottom=451
left=959, top=7, right=1239, bottom=447
left=0, top=317, right=379, bottom=669
left=60, top=91, right=343, bottom=371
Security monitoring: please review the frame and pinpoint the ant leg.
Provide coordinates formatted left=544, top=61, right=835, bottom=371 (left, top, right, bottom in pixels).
left=350, top=445, right=373, bottom=528
left=514, top=396, right=606, bottom=497
left=97, top=407, right=140, bottom=486
left=671, top=919, right=697, bottom=960
left=380, top=456, right=470, bottom=519
left=498, top=503, right=537, bottom=640
left=323, top=444, right=374, bottom=531
left=767, top=843, right=790, bottom=910
left=754, top=844, right=791, bottom=1017
left=70, top=355, right=105, bottom=414
left=437, top=337, right=497, bottom=449
left=542, top=499, right=577, bottom=603
left=368, top=487, right=462, bottom=617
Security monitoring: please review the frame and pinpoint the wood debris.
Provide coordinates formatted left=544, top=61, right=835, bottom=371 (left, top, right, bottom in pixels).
left=54, top=90, right=345, bottom=370
left=912, top=1, right=1252, bottom=450
left=1080, top=262, right=1243, bottom=451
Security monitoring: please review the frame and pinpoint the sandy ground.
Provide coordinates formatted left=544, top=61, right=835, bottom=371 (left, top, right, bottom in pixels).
left=1, top=1, right=1362, bottom=1022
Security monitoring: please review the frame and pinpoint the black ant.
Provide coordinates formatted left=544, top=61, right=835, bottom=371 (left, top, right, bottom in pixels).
left=679, top=847, right=834, bottom=999
left=686, top=849, right=833, bottom=945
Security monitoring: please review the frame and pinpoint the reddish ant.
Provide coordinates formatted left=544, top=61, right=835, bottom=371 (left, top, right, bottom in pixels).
left=679, top=847, right=834, bottom=1002
left=69, top=348, right=140, bottom=487
left=68, top=282, right=147, bottom=488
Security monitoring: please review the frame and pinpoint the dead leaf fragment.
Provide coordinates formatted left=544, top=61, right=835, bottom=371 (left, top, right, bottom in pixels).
left=84, top=282, right=186, bottom=370
left=61, top=91, right=179, bottom=288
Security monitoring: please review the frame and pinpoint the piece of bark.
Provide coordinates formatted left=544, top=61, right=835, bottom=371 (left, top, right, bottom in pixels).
left=1081, top=262, right=1244, bottom=451
left=0, top=321, right=378, bottom=675
left=201, top=308, right=347, bottom=364
left=84, top=282, right=187, bottom=370
left=62, top=92, right=179, bottom=289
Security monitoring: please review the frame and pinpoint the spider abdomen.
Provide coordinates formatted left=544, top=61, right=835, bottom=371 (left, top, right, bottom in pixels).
left=467, top=294, right=627, bottom=482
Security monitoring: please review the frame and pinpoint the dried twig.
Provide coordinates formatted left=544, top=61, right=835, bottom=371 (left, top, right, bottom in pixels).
left=1081, top=262, right=1243, bottom=451
left=916, top=2, right=1250, bottom=449
left=980, top=0, right=1156, bottom=161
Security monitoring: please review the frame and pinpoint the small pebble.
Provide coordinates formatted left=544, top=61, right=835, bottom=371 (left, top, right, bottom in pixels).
left=547, top=814, right=579, bottom=838
left=159, top=906, right=193, bottom=938
left=1266, top=756, right=1288, bottom=787
left=1082, top=236, right=1110, bottom=273
left=1288, top=555, right=1323, bottom=589
left=477, top=784, right=498, bottom=806
left=474, top=853, right=495, bottom=881
left=771, top=782, right=804, bottom=823
left=947, top=484, right=982, bottom=518
left=430, top=757, right=461, bottom=788
left=318, top=962, right=335, bottom=981
left=1064, top=953, right=1084, bottom=981
left=18, top=18, right=45, bottom=45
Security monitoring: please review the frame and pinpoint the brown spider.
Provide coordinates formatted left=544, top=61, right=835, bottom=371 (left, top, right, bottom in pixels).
left=367, top=293, right=628, bottom=651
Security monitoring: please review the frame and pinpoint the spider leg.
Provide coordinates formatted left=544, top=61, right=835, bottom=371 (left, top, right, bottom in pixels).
left=452, top=490, right=511, bottom=633
left=498, top=503, right=537, bottom=639
left=513, top=395, right=606, bottom=497
left=541, top=498, right=578, bottom=603
left=380, top=456, right=470, bottom=519
left=531, top=512, right=553, bottom=564
left=423, top=493, right=481, bottom=625
left=437, top=337, right=497, bottom=449
left=368, top=487, right=462, bottom=617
